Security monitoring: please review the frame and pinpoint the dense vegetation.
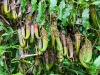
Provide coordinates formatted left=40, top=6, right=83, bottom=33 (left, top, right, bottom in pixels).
left=0, top=0, right=100, bottom=75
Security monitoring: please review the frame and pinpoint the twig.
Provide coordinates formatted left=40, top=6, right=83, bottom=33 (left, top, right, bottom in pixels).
left=92, top=38, right=98, bottom=48
left=90, top=27, right=100, bottom=33
left=12, top=54, right=39, bottom=62
left=24, top=63, right=35, bottom=75
left=0, top=15, right=10, bottom=25
left=20, top=54, right=39, bottom=59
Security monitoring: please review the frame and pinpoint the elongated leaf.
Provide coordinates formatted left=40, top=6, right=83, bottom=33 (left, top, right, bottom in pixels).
left=62, top=5, right=72, bottom=19
left=62, top=4, right=72, bottom=26
left=82, top=8, right=90, bottom=30
left=31, top=0, right=37, bottom=12
left=73, top=68, right=87, bottom=75
left=49, top=0, right=57, bottom=14
left=96, top=46, right=100, bottom=51
left=21, top=0, right=27, bottom=13
left=58, top=0, right=65, bottom=20
left=94, top=55, right=100, bottom=67
left=92, top=1, right=100, bottom=5
left=36, top=1, right=46, bottom=27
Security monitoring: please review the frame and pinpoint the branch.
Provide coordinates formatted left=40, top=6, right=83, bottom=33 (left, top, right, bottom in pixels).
left=20, top=54, right=39, bottom=59
left=0, top=15, right=10, bottom=25
left=12, top=54, right=39, bottom=62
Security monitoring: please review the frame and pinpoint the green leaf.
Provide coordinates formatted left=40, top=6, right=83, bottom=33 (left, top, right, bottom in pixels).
left=63, top=59, right=71, bottom=66
left=89, top=64, right=97, bottom=75
left=0, top=46, right=6, bottom=50
left=21, top=0, right=27, bottom=13
left=82, top=8, right=89, bottom=19
left=2, top=27, right=15, bottom=41
left=92, top=56, right=100, bottom=75
left=0, top=22, right=4, bottom=26
left=77, top=0, right=84, bottom=4
left=96, top=46, right=100, bottom=50
left=62, top=5, right=72, bottom=19
left=62, top=4, right=72, bottom=26
left=0, top=66, right=3, bottom=72
left=82, top=8, right=90, bottom=30
left=58, top=0, right=65, bottom=20
left=0, top=22, right=7, bottom=32
left=94, top=55, right=100, bottom=67
left=92, top=1, right=100, bottom=5
left=0, top=46, right=6, bottom=58
left=0, top=26, right=3, bottom=31
left=31, top=0, right=38, bottom=12
left=73, top=68, right=87, bottom=75
left=49, top=0, right=57, bottom=14
left=0, top=60, right=4, bottom=66
left=36, top=1, right=46, bottom=27
left=50, top=74, right=59, bottom=75
left=12, top=72, right=23, bottom=75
